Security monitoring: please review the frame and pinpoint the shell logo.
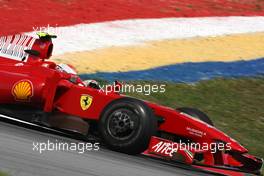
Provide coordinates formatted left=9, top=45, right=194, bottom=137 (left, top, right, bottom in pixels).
left=12, top=80, right=33, bottom=102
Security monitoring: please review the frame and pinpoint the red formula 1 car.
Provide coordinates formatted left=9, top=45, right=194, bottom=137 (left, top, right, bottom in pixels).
left=0, top=33, right=262, bottom=176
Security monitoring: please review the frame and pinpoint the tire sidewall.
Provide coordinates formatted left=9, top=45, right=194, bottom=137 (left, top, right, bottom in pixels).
left=99, top=98, right=156, bottom=154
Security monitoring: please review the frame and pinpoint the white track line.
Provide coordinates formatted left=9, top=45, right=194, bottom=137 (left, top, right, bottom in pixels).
left=26, top=17, right=264, bottom=55
left=0, top=114, right=64, bottom=134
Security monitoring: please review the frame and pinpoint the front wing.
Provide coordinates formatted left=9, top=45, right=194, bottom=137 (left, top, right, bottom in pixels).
left=142, top=136, right=263, bottom=176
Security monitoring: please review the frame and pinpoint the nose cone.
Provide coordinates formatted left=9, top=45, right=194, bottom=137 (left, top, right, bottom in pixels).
left=226, top=137, right=248, bottom=153
left=206, top=125, right=248, bottom=153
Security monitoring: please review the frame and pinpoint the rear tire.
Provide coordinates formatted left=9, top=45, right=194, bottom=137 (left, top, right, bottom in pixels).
left=99, top=98, right=157, bottom=154
left=176, top=107, right=214, bottom=126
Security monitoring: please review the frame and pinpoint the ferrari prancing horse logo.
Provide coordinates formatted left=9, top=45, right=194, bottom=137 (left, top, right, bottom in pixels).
left=80, top=95, right=93, bottom=111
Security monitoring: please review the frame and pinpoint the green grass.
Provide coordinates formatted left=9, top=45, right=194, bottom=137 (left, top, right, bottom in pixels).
left=124, top=77, right=264, bottom=159
left=0, top=171, right=9, bottom=176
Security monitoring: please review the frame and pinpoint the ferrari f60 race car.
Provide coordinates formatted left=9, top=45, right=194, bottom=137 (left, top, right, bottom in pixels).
left=0, top=33, right=262, bottom=176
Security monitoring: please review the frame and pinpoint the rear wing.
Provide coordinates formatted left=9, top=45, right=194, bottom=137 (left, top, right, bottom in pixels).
left=0, top=32, right=56, bottom=62
left=0, top=34, right=36, bottom=61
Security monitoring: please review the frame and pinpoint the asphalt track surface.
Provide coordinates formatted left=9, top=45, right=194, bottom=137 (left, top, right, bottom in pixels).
left=0, top=119, right=216, bottom=176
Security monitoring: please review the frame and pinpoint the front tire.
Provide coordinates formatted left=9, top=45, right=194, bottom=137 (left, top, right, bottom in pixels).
left=176, top=107, right=214, bottom=126
left=99, top=98, right=157, bottom=154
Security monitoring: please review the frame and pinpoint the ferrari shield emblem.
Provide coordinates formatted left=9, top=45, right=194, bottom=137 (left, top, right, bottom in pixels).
left=80, top=95, right=93, bottom=111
